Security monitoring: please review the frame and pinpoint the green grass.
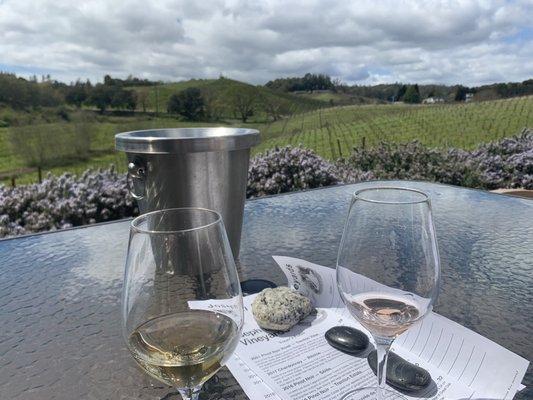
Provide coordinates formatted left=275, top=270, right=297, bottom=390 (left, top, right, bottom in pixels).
left=1, top=96, right=531, bottom=185
left=0, top=117, right=241, bottom=185
left=130, top=77, right=324, bottom=118
left=253, top=96, right=533, bottom=159
left=0, top=127, right=26, bottom=173
left=131, top=79, right=217, bottom=112
left=296, top=91, right=375, bottom=106
left=300, top=92, right=343, bottom=102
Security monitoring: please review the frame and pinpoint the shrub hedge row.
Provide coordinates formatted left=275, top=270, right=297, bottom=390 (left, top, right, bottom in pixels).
left=1, top=130, right=531, bottom=237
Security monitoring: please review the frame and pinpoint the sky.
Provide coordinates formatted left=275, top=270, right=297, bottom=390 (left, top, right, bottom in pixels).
left=0, top=0, right=532, bottom=86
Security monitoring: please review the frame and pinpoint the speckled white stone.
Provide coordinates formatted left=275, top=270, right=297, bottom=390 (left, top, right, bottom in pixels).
left=252, top=286, right=314, bottom=332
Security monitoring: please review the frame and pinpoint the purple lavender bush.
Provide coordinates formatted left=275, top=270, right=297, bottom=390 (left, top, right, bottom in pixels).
left=1, top=130, right=531, bottom=238
left=470, top=131, right=533, bottom=189
left=336, top=141, right=484, bottom=187
left=337, top=130, right=533, bottom=189
left=0, top=166, right=137, bottom=238
left=247, top=146, right=339, bottom=197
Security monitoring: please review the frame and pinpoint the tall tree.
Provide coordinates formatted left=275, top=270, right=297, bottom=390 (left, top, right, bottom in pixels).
left=88, top=84, right=114, bottom=113
left=396, top=85, right=407, bottom=101
left=167, top=93, right=181, bottom=115
left=403, top=85, right=421, bottom=104
left=261, top=93, right=291, bottom=121
left=454, top=85, right=469, bottom=101
left=110, top=89, right=136, bottom=111
left=137, top=88, right=150, bottom=113
left=229, top=85, right=257, bottom=122
left=202, top=88, right=223, bottom=121
left=65, top=80, right=88, bottom=108
left=121, top=90, right=137, bottom=111
left=167, top=87, right=205, bottom=121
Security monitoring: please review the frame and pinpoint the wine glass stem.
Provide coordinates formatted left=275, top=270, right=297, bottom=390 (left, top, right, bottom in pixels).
left=177, top=385, right=202, bottom=400
left=375, top=341, right=392, bottom=400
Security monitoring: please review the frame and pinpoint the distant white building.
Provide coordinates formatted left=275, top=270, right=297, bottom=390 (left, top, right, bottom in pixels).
left=465, top=93, right=474, bottom=102
left=422, top=97, right=445, bottom=104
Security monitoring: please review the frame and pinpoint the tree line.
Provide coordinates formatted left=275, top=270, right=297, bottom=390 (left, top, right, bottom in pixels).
left=265, top=73, right=335, bottom=92
left=0, top=73, right=63, bottom=109
left=337, top=80, right=533, bottom=103
left=391, top=81, right=533, bottom=103
left=0, top=73, right=144, bottom=113
left=265, top=72, right=533, bottom=102
left=64, top=75, right=139, bottom=112
left=1, top=71, right=532, bottom=116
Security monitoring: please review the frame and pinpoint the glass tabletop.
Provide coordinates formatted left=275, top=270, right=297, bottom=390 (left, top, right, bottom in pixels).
left=1, top=181, right=531, bottom=399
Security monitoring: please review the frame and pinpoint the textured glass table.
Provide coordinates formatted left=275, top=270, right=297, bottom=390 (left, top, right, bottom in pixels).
left=1, top=181, right=531, bottom=400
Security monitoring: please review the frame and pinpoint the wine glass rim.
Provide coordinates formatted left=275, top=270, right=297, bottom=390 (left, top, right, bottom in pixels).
left=130, top=207, right=222, bottom=234
left=353, top=187, right=430, bottom=205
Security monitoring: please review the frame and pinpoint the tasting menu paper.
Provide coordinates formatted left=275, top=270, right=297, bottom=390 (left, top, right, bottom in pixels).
left=195, top=257, right=529, bottom=400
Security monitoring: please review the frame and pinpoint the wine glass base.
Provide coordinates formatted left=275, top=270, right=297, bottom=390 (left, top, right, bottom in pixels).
left=340, top=386, right=407, bottom=400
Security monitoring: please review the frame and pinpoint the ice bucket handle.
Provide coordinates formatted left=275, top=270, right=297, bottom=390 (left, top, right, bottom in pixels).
left=127, top=159, right=146, bottom=200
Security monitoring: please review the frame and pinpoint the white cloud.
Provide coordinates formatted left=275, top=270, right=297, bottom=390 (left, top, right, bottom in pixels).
left=0, top=0, right=531, bottom=85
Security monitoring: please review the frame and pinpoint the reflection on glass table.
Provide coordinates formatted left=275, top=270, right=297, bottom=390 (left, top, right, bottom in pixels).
left=0, top=181, right=531, bottom=399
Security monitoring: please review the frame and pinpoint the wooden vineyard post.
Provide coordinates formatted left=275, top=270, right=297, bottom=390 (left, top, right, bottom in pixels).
left=38, top=166, right=42, bottom=183
left=11, top=177, right=16, bottom=187
left=155, top=86, right=159, bottom=116
left=326, top=126, right=337, bottom=159
left=281, top=115, right=290, bottom=135
left=362, top=136, right=366, bottom=150
left=337, top=139, right=343, bottom=158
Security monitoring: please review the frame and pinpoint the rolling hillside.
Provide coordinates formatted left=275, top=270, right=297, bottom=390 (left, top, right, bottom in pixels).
left=295, top=90, right=381, bottom=106
left=131, top=77, right=325, bottom=119
left=1, top=95, right=531, bottom=185
left=253, top=96, right=533, bottom=159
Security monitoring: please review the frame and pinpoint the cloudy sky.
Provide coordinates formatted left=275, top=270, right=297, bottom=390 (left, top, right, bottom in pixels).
left=1, top=0, right=532, bottom=86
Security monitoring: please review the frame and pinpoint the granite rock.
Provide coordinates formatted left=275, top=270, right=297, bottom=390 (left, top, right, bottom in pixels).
left=252, top=287, right=314, bottom=332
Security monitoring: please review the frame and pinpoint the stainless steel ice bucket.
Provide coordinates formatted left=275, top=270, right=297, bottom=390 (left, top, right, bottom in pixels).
left=115, top=128, right=260, bottom=257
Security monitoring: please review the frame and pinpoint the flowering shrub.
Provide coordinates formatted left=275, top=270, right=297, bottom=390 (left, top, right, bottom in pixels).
left=337, top=130, right=533, bottom=189
left=247, top=146, right=339, bottom=197
left=0, top=166, right=137, bottom=238
left=470, top=132, right=533, bottom=189
left=336, top=142, right=484, bottom=187
left=0, top=131, right=531, bottom=238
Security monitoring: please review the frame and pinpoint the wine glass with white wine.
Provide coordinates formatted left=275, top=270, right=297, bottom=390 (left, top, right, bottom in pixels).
left=122, top=208, right=244, bottom=400
left=337, top=188, right=440, bottom=400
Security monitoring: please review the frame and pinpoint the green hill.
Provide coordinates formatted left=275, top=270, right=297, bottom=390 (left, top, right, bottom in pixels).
left=131, top=79, right=216, bottom=112
left=294, top=90, right=382, bottom=106
left=2, top=95, right=531, bottom=185
left=254, top=96, right=533, bottom=159
left=131, top=78, right=324, bottom=120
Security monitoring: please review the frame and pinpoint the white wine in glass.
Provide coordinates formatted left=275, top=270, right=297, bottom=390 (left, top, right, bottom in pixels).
left=122, top=208, right=244, bottom=400
left=337, top=188, right=440, bottom=400
left=128, top=310, right=240, bottom=389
